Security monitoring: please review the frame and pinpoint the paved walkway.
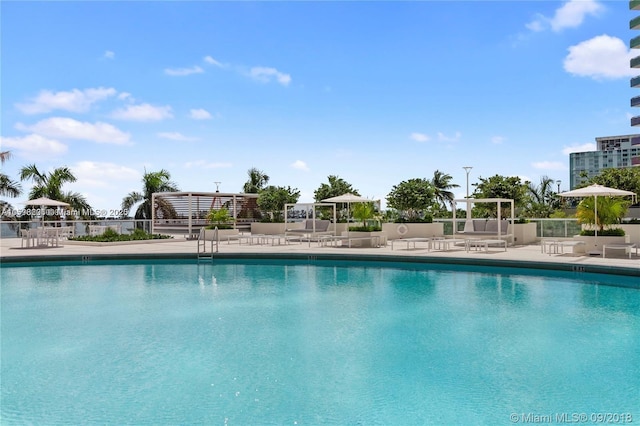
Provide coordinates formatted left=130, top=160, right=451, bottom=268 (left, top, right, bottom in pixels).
left=1, top=236, right=638, bottom=276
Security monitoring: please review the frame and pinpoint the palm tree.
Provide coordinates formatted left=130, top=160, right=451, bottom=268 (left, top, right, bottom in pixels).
left=431, top=170, right=459, bottom=210
left=19, top=164, right=90, bottom=218
left=0, top=151, right=22, bottom=219
left=576, top=196, right=629, bottom=232
left=0, top=151, right=12, bottom=165
left=243, top=167, right=269, bottom=193
left=525, top=176, right=556, bottom=217
left=121, top=169, right=179, bottom=220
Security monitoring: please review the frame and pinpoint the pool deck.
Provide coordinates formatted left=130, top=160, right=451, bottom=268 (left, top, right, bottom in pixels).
left=1, top=235, right=638, bottom=276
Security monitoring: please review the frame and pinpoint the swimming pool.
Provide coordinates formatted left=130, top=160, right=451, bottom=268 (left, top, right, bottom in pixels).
left=1, top=260, right=638, bottom=425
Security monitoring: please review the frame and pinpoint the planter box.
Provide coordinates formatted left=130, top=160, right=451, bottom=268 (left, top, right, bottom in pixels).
left=573, top=235, right=630, bottom=254
left=619, top=224, right=640, bottom=244
left=204, top=229, right=239, bottom=241
left=513, top=223, right=537, bottom=245
left=342, top=231, right=387, bottom=248
left=381, top=223, right=444, bottom=240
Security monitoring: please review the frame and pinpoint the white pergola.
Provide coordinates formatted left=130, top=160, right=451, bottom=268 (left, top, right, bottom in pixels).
left=452, top=198, right=515, bottom=237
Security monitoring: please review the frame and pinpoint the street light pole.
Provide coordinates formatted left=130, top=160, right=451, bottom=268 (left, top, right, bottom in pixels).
left=463, top=166, right=473, bottom=220
left=556, top=180, right=561, bottom=193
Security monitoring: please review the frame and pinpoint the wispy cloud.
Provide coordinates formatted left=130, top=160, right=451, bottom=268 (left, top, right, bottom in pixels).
left=16, top=117, right=131, bottom=144
left=189, top=108, right=213, bottom=120
left=532, top=161, right=567, bottom=170
left=248, top=67, right=291, bottom=86
left=491, top=136, right=506, bottom=144
left=291, top=160, right=310, bottom=171
left=437, top=131, right=461, bottom=142
left=410, top=132, right=430, bottom=142
left=526, top=0, right=604, bottom=33
left=204, top=55, right=226, bottom=68
left=157, top=132, right=199, bottom=142
left=0, top=134, right=67, bottom=160
left=15, top=87, right=117, bottom=115
left=103, top=50, right=115, bottom=60
left=562, top=143, right=596, bottom=155
left=164, top=65, right=204, bottom=76
left=111, top=103, right=173, bottom=121
left=564, top=35, right=636, bottom=80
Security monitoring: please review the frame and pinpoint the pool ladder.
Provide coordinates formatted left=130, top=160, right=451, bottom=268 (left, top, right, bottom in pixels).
left=197, top=226, right=218, bottom=261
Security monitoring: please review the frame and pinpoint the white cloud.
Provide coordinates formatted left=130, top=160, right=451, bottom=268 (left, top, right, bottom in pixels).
left=16, top=117, right=131, bottom=144
left=189, top=108, right=212, bottom=120
left=291, top=160, right=310, bottom=171
left=410, top=132, right=430, bottom=142
left=204, top=56, right=225, bottom=68
left=111, top=103, right=173, bottom=121
left=71, top=161, right=139, bottom=188
left=118, top=92, right=134, bottom=102
left=437, top=131, right=461, bottom=142
left=103, top=50, right=115, bottom=59
left=491, top=136, right=506, bottom=144
left=526, top=0, right=604, bottom=33
left=184, top=160, right=232, bottom=169
left=248, top=67, right=291, bottom=86
left=564, top=35, right=635, bottom=80
left=157, top=132, right=199, bottom=142
left=562, top=143, right=596, bottom=155
left=0, top=134, right=68, bottom=160
left=15, top=87, right=117, bottom=115
left=164, top=65, right=204, bottom=76
left=531, top=161, right=567, bottom=170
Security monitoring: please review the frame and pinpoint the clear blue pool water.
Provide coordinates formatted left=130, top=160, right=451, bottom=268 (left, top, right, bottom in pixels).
left=1, top=260, right=639, bottom=425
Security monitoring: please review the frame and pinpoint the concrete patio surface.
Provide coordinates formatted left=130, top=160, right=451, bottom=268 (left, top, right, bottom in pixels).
left=1, top=235, right=638, bottom=277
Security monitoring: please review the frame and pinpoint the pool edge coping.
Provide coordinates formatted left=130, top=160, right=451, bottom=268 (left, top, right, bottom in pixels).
left=2, top=252, right=639, bottom=279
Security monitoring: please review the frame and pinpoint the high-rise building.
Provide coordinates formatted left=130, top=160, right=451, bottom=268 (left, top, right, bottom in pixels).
left=569, top=134, right=640, bottom=189
left=568, top=3, right=640, bottom=189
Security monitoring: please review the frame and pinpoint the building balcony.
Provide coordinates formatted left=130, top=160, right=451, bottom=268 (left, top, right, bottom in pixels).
left=632, top=35, right=640, bottom=48
left=631, top=0, right=640, bottom=10
left=632, top=96, right=640, bottom=107
left=631, top=115, right=640, bottom=126
left=632, top=15, right=640, bottom=30
left=632, top=56, right=640, bottom=68
left=631, top=75, right=640, bottom=87
left=632, top=135, right=640, bottom=146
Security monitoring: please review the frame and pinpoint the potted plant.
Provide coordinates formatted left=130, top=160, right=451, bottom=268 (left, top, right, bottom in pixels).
left=574, top=197, right=631, bottom=252
left=343, top=202, right=386, bottom=247
left=204, top=208, right=239, bottom=240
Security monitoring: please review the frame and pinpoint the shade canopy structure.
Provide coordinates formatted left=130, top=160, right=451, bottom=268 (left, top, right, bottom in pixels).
left=451, top=198, right=515, bottom=239
left=21, top=197, right=71, bottom=223
left=322, top=193, right=379, bottom=229
left=558, top=184, right=637, bottom=243
left=22, top=197, right=70, bottom=207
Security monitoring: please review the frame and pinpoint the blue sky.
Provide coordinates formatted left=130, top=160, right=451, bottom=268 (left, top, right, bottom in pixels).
left=1, top=0, right=636, bottom=212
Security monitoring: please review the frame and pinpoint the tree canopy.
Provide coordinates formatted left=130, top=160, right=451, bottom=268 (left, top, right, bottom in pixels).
left=243, top=167, right=270, bottom=193
left=257, top=185, right=300, bottom=222
left=472, top=174, right=528, bottom=218
left=588, top=167, right=640, bottom=199
left=121, top=169, right=179, bottom=220
left=386, top=178, right=436, bottom=221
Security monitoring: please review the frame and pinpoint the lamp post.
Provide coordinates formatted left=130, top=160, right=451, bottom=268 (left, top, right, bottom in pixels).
left=463, top=166, right=473, bottom=219
left=556, top=180, right=561, bottom=193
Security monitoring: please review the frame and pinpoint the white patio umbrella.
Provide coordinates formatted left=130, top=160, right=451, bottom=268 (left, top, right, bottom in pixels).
left=558, top=184, right=636, bottom=250
left=322, top=193, right=374, bottom=235
left=22, top=197, right=70, bottom=223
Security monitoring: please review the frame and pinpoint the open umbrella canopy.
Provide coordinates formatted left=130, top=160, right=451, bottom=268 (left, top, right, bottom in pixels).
left=558, top=184, right=636, bottom=250
left=558, top=184, right=636, bottom=200
left=321, top=193, right=371, bottom=203
left=22, top=197, right=71, bottom=207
